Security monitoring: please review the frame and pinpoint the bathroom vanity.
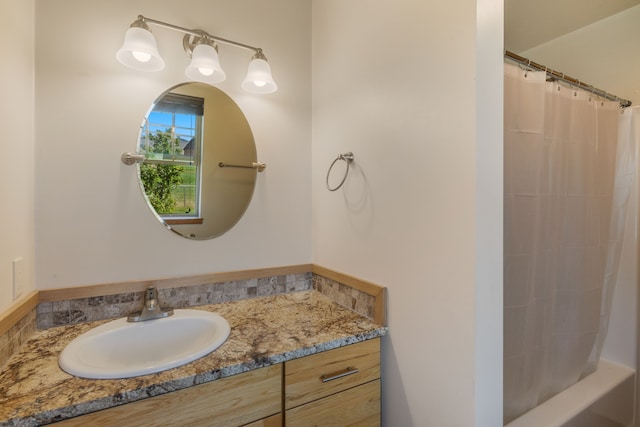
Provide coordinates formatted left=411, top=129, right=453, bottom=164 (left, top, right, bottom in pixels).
left=54, top=339, right=380, bottom=426
left=0, top=291, right=386, bottom=426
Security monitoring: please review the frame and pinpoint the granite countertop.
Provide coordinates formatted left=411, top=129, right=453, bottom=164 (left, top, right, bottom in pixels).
left=0, top=290, right=387, bottom=426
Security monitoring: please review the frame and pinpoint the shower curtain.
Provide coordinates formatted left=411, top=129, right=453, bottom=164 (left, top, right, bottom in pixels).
left=503, top=62, right=637, bottom=423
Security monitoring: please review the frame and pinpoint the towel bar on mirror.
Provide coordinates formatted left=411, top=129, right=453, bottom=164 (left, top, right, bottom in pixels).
left=121, top=152, right=146, bottom=165
left=218, top=162, right=266, bottom=172
left=121, top=153, right=267, bottom=173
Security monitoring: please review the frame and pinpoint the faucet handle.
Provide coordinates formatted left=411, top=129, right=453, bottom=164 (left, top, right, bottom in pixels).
left=127, top=286, right=174, bottom=322
left=145, top=287, right=158, bottom=310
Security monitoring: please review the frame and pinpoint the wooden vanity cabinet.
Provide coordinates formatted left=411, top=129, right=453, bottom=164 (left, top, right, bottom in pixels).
left=243, top=413, right=283, bottom=427
left=54, top=365, right=282, bottom=427
left=54, top=338, right=381, bottom=427
left=284, top=338, right=381, bottom=426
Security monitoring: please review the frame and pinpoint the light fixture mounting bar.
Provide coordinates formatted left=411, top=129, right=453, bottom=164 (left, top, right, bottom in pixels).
left=137, top=15, right=261, bottom=53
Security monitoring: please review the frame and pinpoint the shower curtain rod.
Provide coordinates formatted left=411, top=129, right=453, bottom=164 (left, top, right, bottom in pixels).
left=504, top=50, right=632, bottom=108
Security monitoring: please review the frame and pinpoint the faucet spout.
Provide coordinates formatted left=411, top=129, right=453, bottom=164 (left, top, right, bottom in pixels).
left=127, top=287, right=174, bottom=322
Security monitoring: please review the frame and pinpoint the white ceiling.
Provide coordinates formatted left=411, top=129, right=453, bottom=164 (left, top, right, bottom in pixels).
left=505, top=0, right=640, bottom=52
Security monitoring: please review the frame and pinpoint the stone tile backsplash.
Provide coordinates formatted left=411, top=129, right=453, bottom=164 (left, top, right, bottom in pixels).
left=0, top=309, right=36, bottom=369
left=313, top=274, right=376, bottom=320
left=37, top=273, right=313, bottom=329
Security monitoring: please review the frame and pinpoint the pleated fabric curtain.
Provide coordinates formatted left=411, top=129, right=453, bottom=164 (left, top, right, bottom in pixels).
left=503, top=62, right=636, bottom=423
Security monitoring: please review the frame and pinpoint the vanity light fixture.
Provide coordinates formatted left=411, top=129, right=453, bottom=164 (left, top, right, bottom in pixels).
left=115, top=18, right=165, bottom=72
left=116, top=15, right=277, bottom=93
left=241, top=51, right=277, bottom=94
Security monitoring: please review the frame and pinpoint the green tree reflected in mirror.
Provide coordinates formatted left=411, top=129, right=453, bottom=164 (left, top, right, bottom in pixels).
left=140, top=130, right=185, bottom=214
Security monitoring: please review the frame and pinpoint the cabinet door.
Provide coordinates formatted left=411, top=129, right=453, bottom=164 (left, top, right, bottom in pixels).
left=55, top=365, right=282, bottom=427
left=243, top=413, right=282, bottom=427
left=285, top=379, right=380, bottom=426
left=285, top=338, right=380, bottom=409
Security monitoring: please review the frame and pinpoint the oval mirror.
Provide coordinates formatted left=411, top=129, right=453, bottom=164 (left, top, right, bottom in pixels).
left=136, top=82, right=258, bottom=240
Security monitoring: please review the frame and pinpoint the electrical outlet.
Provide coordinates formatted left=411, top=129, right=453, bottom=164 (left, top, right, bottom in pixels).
left=12, top=257, right=24, bottom=300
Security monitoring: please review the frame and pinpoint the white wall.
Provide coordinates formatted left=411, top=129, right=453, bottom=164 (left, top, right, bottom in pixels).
left=475, top=0, right=505, bottom=423
left=311, top=1, right=503, bottom=425
left=521, top=5, right=640, bottom=106
left=522, top=5, right=639, bottom=370
left=0, top=0, right=36, bottom=312
left=34, top=0, right=312, bottom=290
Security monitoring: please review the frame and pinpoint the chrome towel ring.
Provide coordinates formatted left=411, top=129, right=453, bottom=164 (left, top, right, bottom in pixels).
left=326, top=152, right=354, bottom=191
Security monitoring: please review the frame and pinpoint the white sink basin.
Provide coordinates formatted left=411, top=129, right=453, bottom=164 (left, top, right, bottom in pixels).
left=59, top=309, right=230, bottom=379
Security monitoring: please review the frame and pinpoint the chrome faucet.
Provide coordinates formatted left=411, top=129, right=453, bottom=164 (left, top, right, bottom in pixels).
left=127, top=287, right=174, bottom=322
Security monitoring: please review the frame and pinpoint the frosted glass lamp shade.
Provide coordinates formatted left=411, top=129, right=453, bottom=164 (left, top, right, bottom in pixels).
left=185, top=43, right=226, bottom=84
left=116, top=27, right=165, bottom=72
left=241, top=56, right=277, bottom=94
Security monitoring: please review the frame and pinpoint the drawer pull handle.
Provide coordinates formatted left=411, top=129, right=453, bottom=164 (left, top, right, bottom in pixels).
left=320, top=367, right=360, bottom=383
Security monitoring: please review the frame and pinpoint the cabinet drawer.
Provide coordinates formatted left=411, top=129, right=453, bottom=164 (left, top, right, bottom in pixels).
left=54, top=365, right=282, bottom=427
left=284, top=338, right=380, bottom=409
left=285, top=379, right=380, bottom=426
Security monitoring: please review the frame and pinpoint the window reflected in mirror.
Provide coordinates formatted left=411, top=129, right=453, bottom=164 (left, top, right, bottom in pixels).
left=139, top=93, right=203, bottom=224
